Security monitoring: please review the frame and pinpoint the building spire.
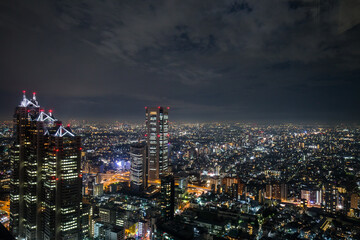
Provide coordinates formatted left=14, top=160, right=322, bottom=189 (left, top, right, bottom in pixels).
left=19, top=90, right=40, bottom=108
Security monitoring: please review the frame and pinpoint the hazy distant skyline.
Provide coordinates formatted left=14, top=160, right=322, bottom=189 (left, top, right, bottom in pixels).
left=0, top=0, right=359, bottom=122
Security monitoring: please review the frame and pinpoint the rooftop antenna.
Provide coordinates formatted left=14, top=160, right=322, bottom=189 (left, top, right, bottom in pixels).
left=33, top=92, right=36, bottom=101
left=23, top=90, right=26, bottom=100
left=49, top=109, right=53, bottom=117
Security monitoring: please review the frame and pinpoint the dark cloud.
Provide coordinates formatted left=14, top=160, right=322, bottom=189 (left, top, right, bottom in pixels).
left=0, top=0, right=359, bottom=122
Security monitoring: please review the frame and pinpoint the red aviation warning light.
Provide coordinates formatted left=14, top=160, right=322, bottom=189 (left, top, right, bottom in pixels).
left=22, top=91, right=26, bottom=101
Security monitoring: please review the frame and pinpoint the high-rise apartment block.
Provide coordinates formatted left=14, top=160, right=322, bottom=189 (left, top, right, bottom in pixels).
left=324, top=183, right=338, bottom=214
left=265, top=183, right=288, bottom=202
left=10, top=92, right=82, bottom=240
left=145, top=107, right=169, bottom=181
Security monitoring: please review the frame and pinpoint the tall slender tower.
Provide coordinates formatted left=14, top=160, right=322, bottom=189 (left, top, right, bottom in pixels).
left=10, top=92, right=82, bottom=240
left=145, top=106, right=169, bottom=181
left=10, top=91, right=42, bottom=239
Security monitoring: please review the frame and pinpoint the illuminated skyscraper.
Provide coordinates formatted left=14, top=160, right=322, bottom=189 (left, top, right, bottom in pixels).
left=42, top=126, right=82, bottom=240
left=130, top=142, right=147, bottom=192
left=10, top=91, right=44, bottom=239
left=145, top=107, right=169, bottom=181
left=10, top=92, right=82, bottom=240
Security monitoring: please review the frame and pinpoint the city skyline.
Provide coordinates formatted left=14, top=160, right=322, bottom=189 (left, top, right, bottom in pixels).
left=0, top=91, right=359, bottom=239
left=0, top=1, right=359, bottom=122
left=4, top=90, right=359, bottom=125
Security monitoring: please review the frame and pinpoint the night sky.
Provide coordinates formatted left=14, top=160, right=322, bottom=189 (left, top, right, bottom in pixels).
left=0, top=0, right=359, bottom=122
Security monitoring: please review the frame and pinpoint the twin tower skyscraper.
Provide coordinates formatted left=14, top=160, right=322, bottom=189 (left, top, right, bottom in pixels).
left=145, top=106, right=170, bottom=180
left=10, top=92, right=83, bottom=240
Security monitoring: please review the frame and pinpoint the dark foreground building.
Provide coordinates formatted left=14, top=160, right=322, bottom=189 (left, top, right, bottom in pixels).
left=130, top=142, right=147, bottom=193
left=160, top=175, right=175, bottom=220
left=10, top=92, right=82, bottom=240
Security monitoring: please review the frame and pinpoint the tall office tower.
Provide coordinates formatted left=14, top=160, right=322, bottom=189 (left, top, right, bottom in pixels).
left=130, top=143, right=147, bottom=192
left=10, top=92, right=82, bottom=240
left=160, top=175, right=175, bottom=221
left=43, top=126, right=82, bottom=240
left=145, top=107, right=169, bottom=181
left=10, top=91, right=41, bottom=239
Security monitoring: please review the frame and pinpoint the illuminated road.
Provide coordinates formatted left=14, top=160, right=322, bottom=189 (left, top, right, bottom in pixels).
left=0, top=200, right=10, bottom=212
left=279, top=200, right=321, bottom=209
left=0, top=200, right=10, bottom=229
left=102, top=172, right=131, bottom=187
left=101, top=172, right=210, bottom=195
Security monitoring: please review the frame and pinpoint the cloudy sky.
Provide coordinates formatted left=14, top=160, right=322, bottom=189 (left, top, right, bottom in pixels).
left=0, top=0, right=359, bottom=122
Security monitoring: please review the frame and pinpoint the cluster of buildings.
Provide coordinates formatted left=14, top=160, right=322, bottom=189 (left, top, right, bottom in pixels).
left=7, top=93, right=177, bottom=239
left=1, top=92, right=359, bottom=239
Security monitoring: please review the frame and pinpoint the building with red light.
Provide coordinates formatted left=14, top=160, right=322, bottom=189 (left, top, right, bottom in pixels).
left=10, top=92, right=83, bottom=240
left=145, top=107, right=169, bottom=181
